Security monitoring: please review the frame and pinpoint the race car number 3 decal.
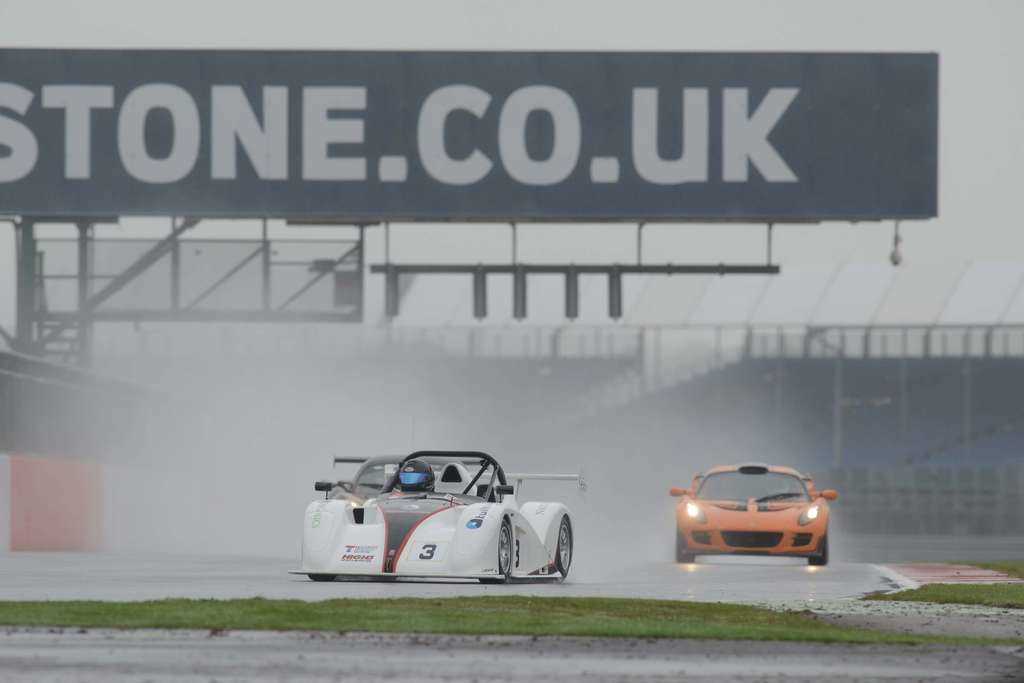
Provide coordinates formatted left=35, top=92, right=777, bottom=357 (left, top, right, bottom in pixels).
left=415, top=542, right=445, bottom=561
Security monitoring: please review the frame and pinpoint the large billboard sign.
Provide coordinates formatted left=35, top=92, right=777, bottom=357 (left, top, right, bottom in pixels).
left=0, top=50, right=937, bottom=221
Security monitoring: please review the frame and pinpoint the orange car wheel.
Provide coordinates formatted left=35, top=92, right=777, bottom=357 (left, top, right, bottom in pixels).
left=676, top=533, right=696, bottom=563
left=808, top=534, right=829, bottom=566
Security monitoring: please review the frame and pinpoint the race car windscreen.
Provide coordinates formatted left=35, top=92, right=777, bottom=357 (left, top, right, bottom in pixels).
left=696, top=472, right=810, bottom=503
left=357, top=464, right=392, bottom=491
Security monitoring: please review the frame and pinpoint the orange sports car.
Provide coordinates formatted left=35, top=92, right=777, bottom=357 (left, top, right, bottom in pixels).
left=670, top=463, right=837, bottom=566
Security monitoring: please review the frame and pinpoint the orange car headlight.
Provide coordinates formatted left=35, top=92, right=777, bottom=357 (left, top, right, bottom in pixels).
left=685, top=501, right=707, bottom=523
left=798, top=505, right=820, bottom=526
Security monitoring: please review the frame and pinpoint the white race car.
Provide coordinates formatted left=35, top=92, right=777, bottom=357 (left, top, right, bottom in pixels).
left=294, top=451, right=582, bottom=583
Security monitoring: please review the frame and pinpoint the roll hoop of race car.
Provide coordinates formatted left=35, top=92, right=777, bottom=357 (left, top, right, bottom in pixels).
left=670, top=463, right=838, bottom=566
left=294, top=451, right=584, bottom=583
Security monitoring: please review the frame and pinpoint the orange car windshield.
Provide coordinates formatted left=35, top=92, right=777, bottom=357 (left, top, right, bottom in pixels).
left=696, top=472, right=809, bottom=503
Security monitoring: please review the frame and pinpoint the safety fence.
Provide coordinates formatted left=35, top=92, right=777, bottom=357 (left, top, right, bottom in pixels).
left=819, top=463, right=1024, bottom=535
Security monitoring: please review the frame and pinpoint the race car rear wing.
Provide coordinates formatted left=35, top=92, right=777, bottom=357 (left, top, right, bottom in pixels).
left=506, top=470, right=587, bottom=495
left=333, top=457, right=369, bottom=465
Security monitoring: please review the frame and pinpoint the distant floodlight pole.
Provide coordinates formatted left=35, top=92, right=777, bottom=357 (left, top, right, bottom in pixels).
left=766, top=222, right=774, bottom=265
left=510, top=222, right=518, bottom=264
left=636, top=222, right=645, bottom=266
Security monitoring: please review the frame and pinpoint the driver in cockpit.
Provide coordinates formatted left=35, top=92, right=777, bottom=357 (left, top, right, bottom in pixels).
left=395, top=459, right=435, bottom=494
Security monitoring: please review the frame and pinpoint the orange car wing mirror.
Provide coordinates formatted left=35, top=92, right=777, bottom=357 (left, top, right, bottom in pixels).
left=669, top=487, right=690, bottom=497
left=821, top=489, right=838, bottom=501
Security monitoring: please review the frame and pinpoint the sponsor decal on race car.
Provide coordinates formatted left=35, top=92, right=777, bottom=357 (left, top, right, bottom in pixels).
left=466, top=505, right=492, bottom=529
left=310, top=502, right=326, bottom=529
left=533, top=504, right=548, bottom=515
left=341, top=544, right=378, bottom=562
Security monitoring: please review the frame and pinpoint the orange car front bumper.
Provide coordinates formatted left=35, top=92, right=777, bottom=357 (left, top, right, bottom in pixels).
left=679, top=528, right=823, bottom=556
left=676, top=504, right=829, bottom=557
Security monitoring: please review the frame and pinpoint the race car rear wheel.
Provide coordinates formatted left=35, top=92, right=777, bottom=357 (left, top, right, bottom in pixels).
left=479, top=518, right=513, bottom=584
left=308, top=574, right=336, bottom=582
left=808, top=534, right=829, bottom=566
left=555, top=515, right=573, bottom=580
left=676, top=533, right=696, bottom=563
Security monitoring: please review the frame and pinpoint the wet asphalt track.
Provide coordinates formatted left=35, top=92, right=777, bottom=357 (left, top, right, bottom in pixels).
left=0, top=551, right=897, bottom=602
left=1, top=630, right=1021, bottom=683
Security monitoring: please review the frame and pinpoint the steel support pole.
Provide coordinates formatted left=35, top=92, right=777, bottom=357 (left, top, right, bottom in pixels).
left=774, top=352, right=784, bottom=442
left=261, top=218, right=271, bottom=310
left=384, top=267, right=399, bottom=318
left=170, top=217, right=181, bottom=311
left=356, top=223, right=365, bottom=321
left=963, top=357, right=973, bottom=461
left=899, top=356, right=909, bottom=444
left=76, top=222, right=94, bottom=366
left=832, top=356, right=844, bottom=467
left=15, top=219, right=37, bottom=353
left=608, top=268, right=623, bottom=319
left=565, top=268, right=579, bottom=320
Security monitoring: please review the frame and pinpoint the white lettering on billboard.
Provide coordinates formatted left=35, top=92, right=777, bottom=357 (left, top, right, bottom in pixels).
left=498, top=86, right=581, bottom=186
left=302, top=87, right=366, bottom=181
left=632, top=87, right=708, bottom=184
left=118, top=84, right=200, bottom=183
left=212, top=85, right=288, bottom=180
left=41, top=85, right=114, bottom=180
left=0, top=83, right=38, bottom=182
left=723, top=87, right=799, bottom=183
left=417, top=84, right=493, bottom=186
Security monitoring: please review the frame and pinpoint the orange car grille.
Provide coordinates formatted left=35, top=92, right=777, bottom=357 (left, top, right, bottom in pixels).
left=721, top=531, right=783, bottom=548
left=792, top=533, right=813, bottom=547
left=691, top=531, right=712, bottom=545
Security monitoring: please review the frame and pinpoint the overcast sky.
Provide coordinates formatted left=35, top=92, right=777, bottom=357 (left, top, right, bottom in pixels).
left=0, top=0, right=1022, bottom=332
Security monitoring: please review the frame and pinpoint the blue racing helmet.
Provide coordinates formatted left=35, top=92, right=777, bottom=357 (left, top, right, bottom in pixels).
left=397, top=459, right=435, bottom=492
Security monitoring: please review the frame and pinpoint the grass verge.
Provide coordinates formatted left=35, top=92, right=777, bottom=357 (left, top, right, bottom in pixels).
left=0, top=597, right=1015, bottom=645
left=868, top=583, right=1024, bottom=610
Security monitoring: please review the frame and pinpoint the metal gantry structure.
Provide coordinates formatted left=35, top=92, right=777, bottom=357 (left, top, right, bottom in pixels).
left=7, top=218, right=784, bottom=367
left=8, top=216, right=367, bottom=366
left=372, top=221, right=780, bottom=319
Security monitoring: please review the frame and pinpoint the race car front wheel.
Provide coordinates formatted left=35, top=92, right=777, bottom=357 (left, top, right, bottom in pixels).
left=479, top=518, right=513, bottom=584
left=555, top=515, right=573, bottom=580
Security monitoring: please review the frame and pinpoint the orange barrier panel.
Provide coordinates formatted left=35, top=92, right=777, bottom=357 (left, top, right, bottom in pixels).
left=9, top=455, right=103, bottom=551
left=0, top=455, right=9, bottom=551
